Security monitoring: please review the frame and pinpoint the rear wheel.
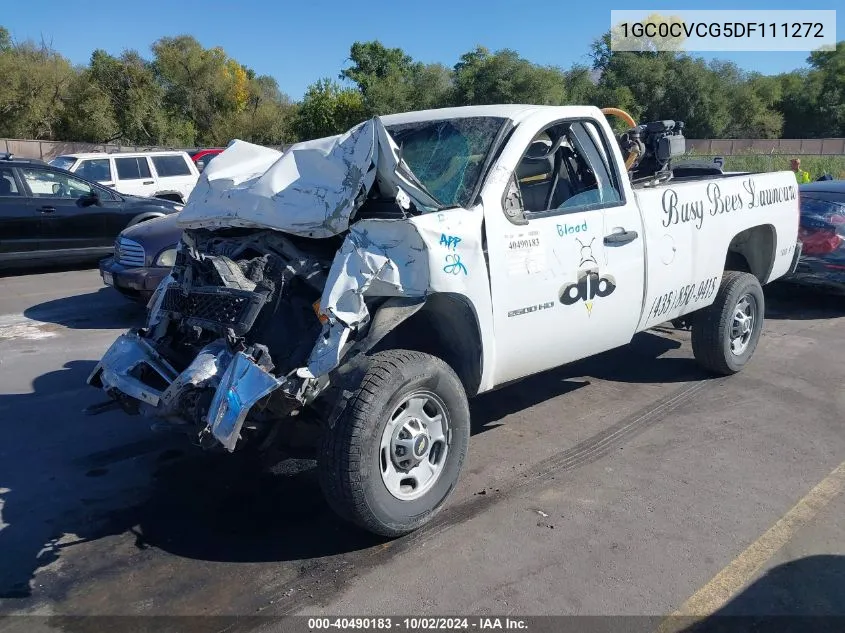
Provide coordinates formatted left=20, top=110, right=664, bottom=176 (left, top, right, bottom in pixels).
left=691, top=271, right=765, bottom=375
left=318, top=350, right=470, bottom=537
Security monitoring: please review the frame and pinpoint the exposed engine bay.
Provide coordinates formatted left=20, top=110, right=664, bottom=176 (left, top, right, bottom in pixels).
left=89, top=228, right=346, bottom=451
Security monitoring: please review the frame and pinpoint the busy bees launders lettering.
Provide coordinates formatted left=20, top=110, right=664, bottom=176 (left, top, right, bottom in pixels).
left=661, top=177, right=797, bottom=230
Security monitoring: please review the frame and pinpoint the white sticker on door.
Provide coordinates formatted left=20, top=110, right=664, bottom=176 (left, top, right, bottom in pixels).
left=505, top=231, right=545, bottom=275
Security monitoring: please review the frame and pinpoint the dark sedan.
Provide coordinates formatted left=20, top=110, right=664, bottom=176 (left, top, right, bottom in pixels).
left=100, top=211, right=182, bottom=302
left=788, top=180, right=845, bottom=292
left=0, top=154, right=182, bottom=268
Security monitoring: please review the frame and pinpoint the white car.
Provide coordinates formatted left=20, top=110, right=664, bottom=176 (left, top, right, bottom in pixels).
left=89, top=105, right=801, bottom=536
left=49, top=151, right=200, bottom=204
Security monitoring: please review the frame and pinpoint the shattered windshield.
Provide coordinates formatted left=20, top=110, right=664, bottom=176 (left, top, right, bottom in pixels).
left=386, top=116, right=507, bottom=208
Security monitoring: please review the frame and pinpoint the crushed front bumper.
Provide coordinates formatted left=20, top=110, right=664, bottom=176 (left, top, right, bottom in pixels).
left=87, top=331, right=290, bottom=451
left=88, top=332, right=178, bottom=408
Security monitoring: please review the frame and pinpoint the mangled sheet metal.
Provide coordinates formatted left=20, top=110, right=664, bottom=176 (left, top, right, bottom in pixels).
left=302, top=206, right=490, bottom=380
left=207, top=351, right=282, bottom=451
left=92, top=331, right=178, bottom=407
left=302, top=219, right=431, bottom=378
left=321, top=220, right=429, bottom=325
left=178, top=118, right=442, bottom=239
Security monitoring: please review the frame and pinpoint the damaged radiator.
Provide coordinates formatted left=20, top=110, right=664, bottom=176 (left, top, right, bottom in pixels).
left=88, top=228, right=340, bottom=452
left=160, top=284, right=268, bottom=336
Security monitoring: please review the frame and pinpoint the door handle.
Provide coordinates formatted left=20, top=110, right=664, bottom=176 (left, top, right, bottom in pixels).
left=38, top=206, right=56, bottom=214
left=604, top=230, right=638, bottom=245
left=143, top=180, right=154, bottom=185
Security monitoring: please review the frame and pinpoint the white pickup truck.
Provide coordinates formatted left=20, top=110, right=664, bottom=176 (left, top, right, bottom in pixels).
left=87, top=105, right=801, bottom=536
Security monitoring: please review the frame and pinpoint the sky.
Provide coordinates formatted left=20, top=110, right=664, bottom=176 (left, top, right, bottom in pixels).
left=3, top=0, right=842, bottom=100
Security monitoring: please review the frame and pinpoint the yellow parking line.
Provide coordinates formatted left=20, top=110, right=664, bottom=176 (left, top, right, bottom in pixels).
left=657, top=460, right=845, bottom=633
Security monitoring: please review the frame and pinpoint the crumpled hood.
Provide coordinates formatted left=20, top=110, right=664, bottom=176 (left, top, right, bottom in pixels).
left=177, top=117, right=440, bottom=239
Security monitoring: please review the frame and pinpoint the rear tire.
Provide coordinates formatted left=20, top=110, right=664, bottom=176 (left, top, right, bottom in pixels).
left=691, top=271, right=765, bottom=375
left=318, top=350, right=470, bottom=537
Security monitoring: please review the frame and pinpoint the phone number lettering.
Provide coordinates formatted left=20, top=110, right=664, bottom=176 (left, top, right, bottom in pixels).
left=649, top=276, right=718, bottom=320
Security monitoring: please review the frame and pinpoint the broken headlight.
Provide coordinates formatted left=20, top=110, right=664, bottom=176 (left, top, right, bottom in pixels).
left=156, top=248, right=177, bottom=267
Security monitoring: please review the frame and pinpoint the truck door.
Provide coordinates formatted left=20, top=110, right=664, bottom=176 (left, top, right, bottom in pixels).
left=480, top=114, right=646, bottom=385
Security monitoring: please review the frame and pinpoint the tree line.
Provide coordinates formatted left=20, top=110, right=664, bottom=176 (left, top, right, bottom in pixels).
left=1, top=25, right=843, bottom=147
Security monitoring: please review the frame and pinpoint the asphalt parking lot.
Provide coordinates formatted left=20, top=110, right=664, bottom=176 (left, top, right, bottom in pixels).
left=0, top=265, right=844, bottom=629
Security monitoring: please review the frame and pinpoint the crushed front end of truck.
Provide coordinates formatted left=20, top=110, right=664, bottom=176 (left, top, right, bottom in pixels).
left=88, top=227, right=335, bottom=451
left=86, top=116, right=447, bottom=453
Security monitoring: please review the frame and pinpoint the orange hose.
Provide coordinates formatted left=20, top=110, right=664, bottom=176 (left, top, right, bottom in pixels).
left=601, top=107, right=639, bottom=169
left=601, top=107, right=637, bottom=129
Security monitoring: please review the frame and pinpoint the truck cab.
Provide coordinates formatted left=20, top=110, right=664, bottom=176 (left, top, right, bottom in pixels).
left=477, top=107, right=650, bottom=385
left=466, top=106, right=797, bottom=385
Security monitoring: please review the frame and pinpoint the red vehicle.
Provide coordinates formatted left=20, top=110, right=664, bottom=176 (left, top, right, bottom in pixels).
left=187, top=148, right=224, bottom=172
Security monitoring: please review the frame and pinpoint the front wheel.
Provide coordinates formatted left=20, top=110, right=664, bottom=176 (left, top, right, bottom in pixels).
left=691, top=271, right=765, bottom=375
left=318, top=350, right=470, bottom=537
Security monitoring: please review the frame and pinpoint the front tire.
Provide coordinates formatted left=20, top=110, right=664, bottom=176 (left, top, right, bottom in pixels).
left=692, top=271, right=765, bottom=375
left=318, top=350, right=470, bottom=537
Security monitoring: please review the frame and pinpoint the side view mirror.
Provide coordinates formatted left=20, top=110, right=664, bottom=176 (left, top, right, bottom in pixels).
left=79, top=190, right=100, bottom=207
left=502, top=176, right=528, bottom=226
